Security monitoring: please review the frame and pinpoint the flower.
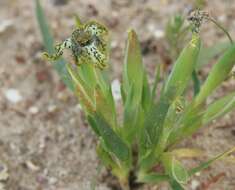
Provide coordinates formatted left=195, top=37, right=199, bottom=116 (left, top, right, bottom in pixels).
left=43, top=20, right=109, bottom=69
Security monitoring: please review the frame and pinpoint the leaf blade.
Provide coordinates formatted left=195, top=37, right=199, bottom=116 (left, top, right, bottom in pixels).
left=189, top=146, right=235, bottom=176
left=35, top=0, right=74, bottom=90
left=195, top=43, right=235, bottom=106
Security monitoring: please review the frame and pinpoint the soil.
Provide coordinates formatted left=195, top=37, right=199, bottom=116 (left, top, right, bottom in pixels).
left=0, top=0, right=235, bottom=190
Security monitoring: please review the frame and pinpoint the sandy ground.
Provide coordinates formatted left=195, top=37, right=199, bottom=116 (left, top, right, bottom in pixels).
left=0, top=0, right=235, bottom=189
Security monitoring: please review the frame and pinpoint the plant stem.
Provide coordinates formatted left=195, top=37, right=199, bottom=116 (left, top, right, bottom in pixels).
left=208, top=17, right=233, bottom=44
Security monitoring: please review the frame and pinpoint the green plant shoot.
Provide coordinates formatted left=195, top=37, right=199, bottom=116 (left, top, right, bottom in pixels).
left=39, top=2, right=235, bottom=189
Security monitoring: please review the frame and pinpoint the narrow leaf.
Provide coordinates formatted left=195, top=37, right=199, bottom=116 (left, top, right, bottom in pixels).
left=162, top=153, right=189, bottom=184
left=97, top=143, right=116, bottom=168
left=92, top=113, right=130, bottom=162
left=78, top=63, right=97, bottom=90
left=167, top=106, right=203, bottom=145
left=35, top=0, right=73, bottom=90
left=151, top=64, right=161, bottom=101
left=142, top=71, right=151, bottom=112
left=137, top=172, right=169, bottom=184
left=122, top=29, right=145, bottom=144
left=67, top=64, right=95, bottom=112
left=189, top=146, right=235, bottom=176
left=123, top=29, right=144, bottom=106
left=87, top=115, right=100, bottom=136
left=169, top=179, right=185, bottom=190
left=95, top=85, right=117, bottom=129
left=196, top=41, right=230, bottom=69
left=195, top=43, right=235, bottom=106
left=192, top=70, right=200, bottom=96
left=164, top=33, right=201, bottom=99
left=203, top=92, right=235, bottom=124
left=171, top=148, right=204, bottom=159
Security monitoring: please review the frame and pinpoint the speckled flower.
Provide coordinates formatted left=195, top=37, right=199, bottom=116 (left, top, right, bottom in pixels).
left=43, top=20, right=109, bottom=69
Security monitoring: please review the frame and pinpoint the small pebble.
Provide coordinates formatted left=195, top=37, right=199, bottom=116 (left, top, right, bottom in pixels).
left=111, top=40, right=118, bottom=48
left=218, top=15, right=226, bottom=22
left=28, top=106, right=39, bottom=115
left=153, top=29, right=164, bottom=39
left=4, top=88, right=23, bottom=103
left=195, top=172, right=201, bottom=176
left=47, top=105, right=58, bottom=113
left=147, top=23, right=164, bottom=39
left=111, top=79, right=121, bottom=101
left=191, top=179, right=200, bottom=190
left=57, top=92, right=69, bottom=102
left=48, top=177, right=58, bottom=185
left=0, top=19, right=13, bottom=33
left=25, top=160, right=40, bottom=171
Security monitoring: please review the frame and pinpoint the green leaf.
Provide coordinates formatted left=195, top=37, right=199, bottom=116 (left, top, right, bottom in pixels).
left=196, top=41, right=230, bottom=69
left=143, top=93, right=172, bottom=147
left=35, top=0, right=53, bottom=53
left=142, top=71, right=151, bottom=112
left=66, top=64, right=95, bottom=113
left=35, top=0, right=74, bottom=90
left=139, top=94, right=174, bottom=171
left=192, top=70, right=200, bottom=96
left=171, top=148, right=204, bottom=158
left=78, top=63, right=97, bottom=90
left=74, top=14, right=82, bottom=27
left=92, top=113, right=130, bottom=163
left=151, top=64, right=161, bottom=101
left=87, top=115, right=100, bottom=136
left=195, top=43, right=235, bottom=106
left=167, top=105, right=203, bottom=145
left=162, top=153, right=189, bottom=185
left=139, top=87, right=176, bottom=170
left=120, top=82, right=126, bottom=103
left=96, top=143, right=118, bottom=169
left=123, top=29, right=144, bottom=106
left=165, top=14, right=188, bottom=59
left=164, top=33, right=201, bottom=99
left=203, top=92, right=235, bottom=124
left=122, top=29, right=146, bottom=144
left=171, top=159, right=189, bottom=184
left=122, top=84, right=144, bottom=145
left=123, top=85, right=137, bottom=143
left=189, top=146, right=235, bottom=176
left=169, top=179, right=185, bottom=190
left=95, top=85, right=117, bottom=129
left=137, top=172, right=169, bottom=184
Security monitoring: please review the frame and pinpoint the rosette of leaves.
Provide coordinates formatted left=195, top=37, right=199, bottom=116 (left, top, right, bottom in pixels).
left=37, top=1, right=235, bottom=189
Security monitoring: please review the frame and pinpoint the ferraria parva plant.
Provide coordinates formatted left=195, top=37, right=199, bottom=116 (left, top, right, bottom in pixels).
left=37, top=1, right=235, bottom=189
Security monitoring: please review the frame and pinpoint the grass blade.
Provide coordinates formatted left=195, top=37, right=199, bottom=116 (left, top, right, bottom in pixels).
left=151, top=64, right=161, bottom=101
left=162, top=153, right=189, bottom=184
left=138, top=173, right=169, bottom=184
left=189, top=146, right=235, bottom=176
left=164, top=33, right=201, bottom=99
left=196, top=42, right=230, bottom=69
left=92, top=113, right=130, bottom=163
left=35, top=0, right=74, bottom=90
left=195, top=43, right=235, bottom=106
left=203, top=92, right=235, bottom=124
left=192, top=70, right=200, bottom=96
left=122, top=29, right=145, bottom=144
left=142, top=71, right=151, bottom=112
left=123, top=29, right=144, bottom=106
left=169, top=179, right=185, bottom=190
